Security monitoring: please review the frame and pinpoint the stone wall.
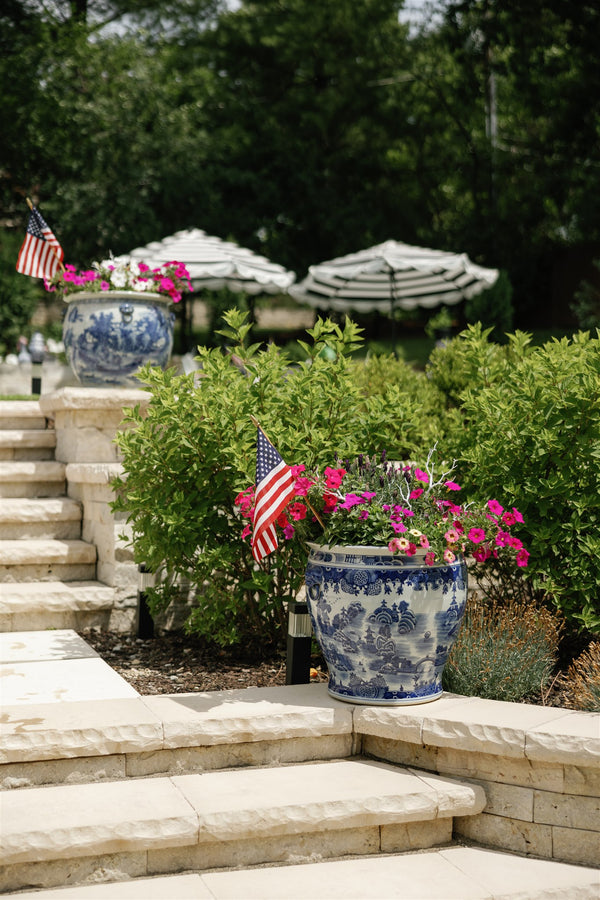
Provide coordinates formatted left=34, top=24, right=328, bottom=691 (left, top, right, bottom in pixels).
left=39, top=387, right=150, bottom=623
left=354, top=696, right=599, bottom=868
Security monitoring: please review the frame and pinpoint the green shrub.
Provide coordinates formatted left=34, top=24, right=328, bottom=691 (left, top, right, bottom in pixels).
left=113, top=310, right=446, bottom=651
left=0, top=232, right=45, bottom=357
left=429, top=327, right=600, bottom=633
left=443, top=596, right=562, bottom=702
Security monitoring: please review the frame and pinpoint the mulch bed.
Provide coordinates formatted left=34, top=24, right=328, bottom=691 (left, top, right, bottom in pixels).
left=81, top=629, right=326, bottom=695
left=81, top=628, right=587, bottom=709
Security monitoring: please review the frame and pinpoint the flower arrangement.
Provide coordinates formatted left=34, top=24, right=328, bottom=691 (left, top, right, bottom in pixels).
left=44, top=255, right=192, bottom=303
left=235, top=449, right=529, bottom=569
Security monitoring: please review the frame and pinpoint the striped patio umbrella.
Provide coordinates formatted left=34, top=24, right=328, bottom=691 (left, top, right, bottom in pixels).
left=289, top=240, right=498, bottom=313
left=124, top=228, right=295, bottom=294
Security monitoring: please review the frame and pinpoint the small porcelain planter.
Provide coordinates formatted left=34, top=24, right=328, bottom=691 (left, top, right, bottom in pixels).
left=305, top=543, right=468, bottom=705
left=62, top=291, right=175, bottom=387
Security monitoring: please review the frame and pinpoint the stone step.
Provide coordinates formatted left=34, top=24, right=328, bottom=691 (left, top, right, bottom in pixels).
left=0, top=759, right=486, bottom=893
left=0, top=428, right=56, bottom=460
left=0, top=539, right=96, bottom=582
left=0, top=400, right=47, bottom=431
left=7, top=847, right=599, bottom=900
left=0, top=582, right=115, bottom=632
left=0, top=460, right=66, bottom=497
left=0, top=497, right=82, bottom=540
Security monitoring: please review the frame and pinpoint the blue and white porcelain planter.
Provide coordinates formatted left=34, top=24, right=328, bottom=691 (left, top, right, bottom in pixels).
left=305, top=543, right=468, bottom=705
left=62, top=291, right=175, bottom=388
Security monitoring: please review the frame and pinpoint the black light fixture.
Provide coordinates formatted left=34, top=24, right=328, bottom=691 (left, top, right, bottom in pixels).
left=286, top=600, right=312, bottom=684
left=29, top=332, right=45, bottom=394
left=137, top=563, right=155, bottom=639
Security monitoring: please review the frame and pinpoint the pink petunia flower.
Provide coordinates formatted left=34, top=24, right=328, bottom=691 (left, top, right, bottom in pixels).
left=516, top=549, right=530, bottom=567
left=488, top=499, right=504, bottom=517
left=445, top=528, right=459, bottom=543
left=444, top=480, right=461, bottom=491
left=323, top=466, right=346, bottom=489
left=467, top=527, right=486, bottom=544
left=414, top=468, right=429, bottom=483
left=409, top=488, right=424, bottom=500
left=444, top=548, right=456, bottom=563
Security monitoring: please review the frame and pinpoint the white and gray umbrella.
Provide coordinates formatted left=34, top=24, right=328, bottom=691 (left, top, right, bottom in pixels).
left=289, top=240, right=498, bottom=313
left=124, top=228, right=295, bottom=294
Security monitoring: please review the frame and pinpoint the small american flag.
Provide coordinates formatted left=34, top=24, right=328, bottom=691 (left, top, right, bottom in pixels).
left=16, top=204, right=64, bottom=280
left=251, top=426, right=295, bottom=562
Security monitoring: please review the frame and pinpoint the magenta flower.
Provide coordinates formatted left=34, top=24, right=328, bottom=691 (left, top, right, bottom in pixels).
left=488, top=499, right=504, bottom=517
left=512, top=507, right=525, bottom=523
left=414, top=468, right=429, bottom=483
left=324, top=467, right=346, bottom=489
left=391, top=521, right=408, bottom=533
left=501, top=511, right=517, bottom=526
left=516, top=549, right=530, bottom=567
left=339, top=493, right=363, bottom=509
left=409, top=488, right=424, bottom=500
left=288, top=502, right=307, bottom=521
left=444, top=480, right=461, bottom=491
left=467, top=527, right=486, bottom=544
left=425, top=551, right=436, bottom=566
left=358, top=510, right=370, bottom=520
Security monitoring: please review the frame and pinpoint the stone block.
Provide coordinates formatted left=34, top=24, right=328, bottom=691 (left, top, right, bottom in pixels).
left=148, top=826, right=381, bottom=876
left=526, top=711, right=600, bottom=767
left=0, top=850, right=147, bottom=894
left=434, top=746, right=565, bottom=792
left=1, top=754, right=127, bottom=790
left=564, top=764, right=600, bottom=798
left=534, top=790, right=600, bottom=831
left=454, top=811, right=553, bottom=858
left=381, top=817, right=452, bottom=852
left=142, top=684, right=353, bottom=750
left=126, top=734, right=353, bottom=779
left=0, top=777, right=199, bottom=864
left=552, top=824, right=600, bottom=867
left=362, top=734, right=439, bottom=772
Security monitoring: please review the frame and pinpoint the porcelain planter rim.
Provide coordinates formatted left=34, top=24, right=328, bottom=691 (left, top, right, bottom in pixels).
left=306, top=541, right=460, bottom=566
left=62, top=290, right=172, bottom=304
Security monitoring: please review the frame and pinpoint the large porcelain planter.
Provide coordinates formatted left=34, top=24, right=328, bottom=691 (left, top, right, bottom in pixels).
left=62, top=291, right=175, bottom=387
left=305, top=543, right=468, bottom=705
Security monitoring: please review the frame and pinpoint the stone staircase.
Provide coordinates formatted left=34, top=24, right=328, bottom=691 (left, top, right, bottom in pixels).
left=0, top=401, right=116, bottom=631
left=1, top=630, right=598, bottom=899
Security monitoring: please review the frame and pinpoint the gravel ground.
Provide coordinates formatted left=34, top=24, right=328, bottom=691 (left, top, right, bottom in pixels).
left=81, top=629, right=326, bottom=695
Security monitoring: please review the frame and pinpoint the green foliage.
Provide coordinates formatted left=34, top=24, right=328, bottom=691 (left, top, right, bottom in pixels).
left=465, top=270, right=514, bottom=340
left=113, top=310, right=446, bottom=650
left=0, top=232, right=45, bottom=356
left=443, top=596, right=562, bottom=702
left=429, top=326, right=600, bottom=632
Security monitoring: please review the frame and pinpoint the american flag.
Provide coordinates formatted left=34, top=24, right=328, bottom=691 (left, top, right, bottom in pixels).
left=16, top=205, right=64, bottom=280
left=251, top=427, right=295, bottom=562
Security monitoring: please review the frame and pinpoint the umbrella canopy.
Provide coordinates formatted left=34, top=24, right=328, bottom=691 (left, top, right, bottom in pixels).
left=289, top=240, right=498, bottom=313
left=124, top=228, right=295, bottom=295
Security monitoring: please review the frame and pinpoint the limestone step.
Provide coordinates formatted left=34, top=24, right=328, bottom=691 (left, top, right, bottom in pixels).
left=0, top=400, right=47, bottom=431
left=0, top=581, right=115, bottom=631
left=0, top=759, right=486, bottom=893
left=7, top=847, right=599, bottom=900
left=0, top=497, right=82, bottom=539
left=0, top=539, right=96, bottom=582
left=0, top=428, right=56, bottom=460
left=0, top=460, right=66, bottom=497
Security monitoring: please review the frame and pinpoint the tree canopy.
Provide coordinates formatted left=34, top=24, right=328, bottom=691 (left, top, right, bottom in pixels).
left=2, top=0, right=599, bottom=327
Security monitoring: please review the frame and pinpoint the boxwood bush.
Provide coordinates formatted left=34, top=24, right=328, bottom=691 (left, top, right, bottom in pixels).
left=113, top=310, right=448, bottom=651
left=428, top=325, right=600, bottom=633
